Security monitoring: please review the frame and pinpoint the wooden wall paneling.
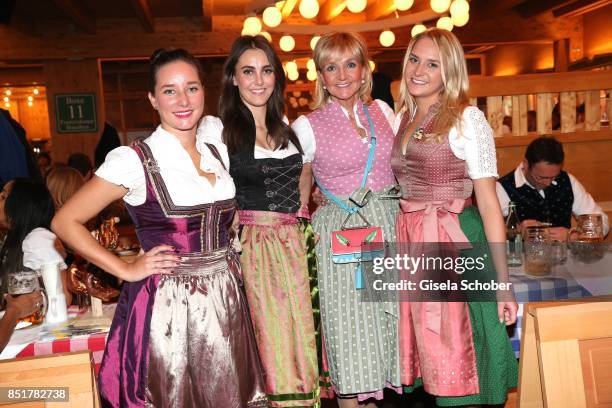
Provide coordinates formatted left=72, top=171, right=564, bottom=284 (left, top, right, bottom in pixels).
left=487, top=95, right=504, bottom=137
left=6, top=101, right=19, bottom=121
left=536, top=93, right=553, bottom=134
left=608, top=89, right=612, bottom=129
left=585, top=89, right=601, bottom=131
left=579, top=337, right=612, bottom=407
left=560, top=91, right=577, bottom=133
left=18, top=98, right=51, bottom=140
left=511, top=94, right=528, bottom=136
left=517, top=305, right=544, bottom=407
left=44, top=59, right=106, bottom=164
left=537, top=339, right=587, bottom=408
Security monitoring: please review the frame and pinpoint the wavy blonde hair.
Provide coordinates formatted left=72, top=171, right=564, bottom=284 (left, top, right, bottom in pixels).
left=397, top=28, right=469, bottom=141
left=46, top=166, right=85, bottom=209
left=312, top=32, right=372, bottom=109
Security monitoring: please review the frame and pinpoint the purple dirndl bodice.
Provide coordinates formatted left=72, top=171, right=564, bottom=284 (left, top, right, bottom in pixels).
left=98, top=141, right=267, bottom=407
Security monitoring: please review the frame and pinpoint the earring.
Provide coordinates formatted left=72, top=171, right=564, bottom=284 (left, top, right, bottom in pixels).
left=323, top=85, right=327, bottom=90
left=361, top=79, right=365, bottom=84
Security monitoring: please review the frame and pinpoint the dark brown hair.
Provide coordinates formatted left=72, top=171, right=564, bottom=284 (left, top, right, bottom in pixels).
left=219, top=35, right=302, bottom=155
left=149, top=48, right=204, bottom=93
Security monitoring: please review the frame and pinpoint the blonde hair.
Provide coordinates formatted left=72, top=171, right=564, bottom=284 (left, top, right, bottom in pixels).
left=312, top=32, right=372, bottom=109
left=46, top=166, right=85, bottom=209
left=397, top=28, right=469, bottom=141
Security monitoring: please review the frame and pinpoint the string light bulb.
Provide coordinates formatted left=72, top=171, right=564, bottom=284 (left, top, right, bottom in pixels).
left=394, top=0, right=414, bottom=11
left=346, top=0, right=367, bottom=13
left=451, top=12, right=469, bottom=26
left=287, top=70, right=299, bottom=81
left=307, top=70, right=317, bottom=81
left=411, top=24, right=427, bottom=36
left=243, top=16, right=262, bottom=35
left=310, top=36, right=320, bottom=50
left=285, top=60, right=298, bottom=73
left=436, top=16, right=454, bottom=31
left=259, top=31, right=272, bottom=42
left=306, top=58, right=316, bottom=71
left=263, top=6, right=282, bottom=27
left=379, top=30, right=395, bottom=47
left=33, top=88, right=39, bottom=95
left=369, top=60, right=376, bottom=71
left=279, top=35, right=295, bottom=52
left=430, top=0, right=451, bottom=13
left=299, top=0, right=319, bottom=19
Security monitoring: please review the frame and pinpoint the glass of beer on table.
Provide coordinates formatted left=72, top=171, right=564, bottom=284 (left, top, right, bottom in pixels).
left=7, top=269, right=47, bottom=327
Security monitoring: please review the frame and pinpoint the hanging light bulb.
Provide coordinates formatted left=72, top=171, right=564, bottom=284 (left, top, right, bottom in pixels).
left=285, top=60, right=298, bottom=73
left=259, top=31, right=272, bottom=42
left=279, top=35, right=295, bottom=52
left=243, top=16, right=262, bottom=35
left=306, top=70, right=317, bottom=81
left=28, top=101, right=33, bottom=107
left=306, top=58, right=316, bottom=71
left=27, top=95, right=34, bottom=102
left=430, top=0, right=450, bottom=13
left=346, top=0, right=367, bottom=13
left=4, top=90, right=11, bottom=96
left=2, top=96, right=8, bottom=103
left=4, top=102, right=9, bottom=108
left=451, top=12, right=469, bottom=26
left=379, top=30, right=395, bottom=47
left=263, top=6, right=282, bottom=27
left=310, top=36, right=320, bottom=50
left=299, top=0, right=319, bottom=19
left=394, top=0, right=414, bottom=11
left=33, top=88, right=39, bottom=95
left=369, top=60, right=376, bottom=71
left=436, top=16, right=454, bottom=31
left=287, top=70, right=299, bottom=81
left=450, top=0, right=469, bottom=17
left=411, top=24, right=427, bottom=37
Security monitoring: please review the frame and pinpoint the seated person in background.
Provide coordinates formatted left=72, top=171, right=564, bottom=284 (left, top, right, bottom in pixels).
left=46, top=166, right=85, bottom=210
left=496, top=136, right=609, bottom=241
left=0, top=178, right=72, bottom=306
left=67, top=153, right=93, bottom=181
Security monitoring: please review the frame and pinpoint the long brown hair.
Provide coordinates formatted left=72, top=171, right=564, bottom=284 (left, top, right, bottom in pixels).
left=46, top=166, right=85, bottom=209
left=397, top=28, right=470, bottom=141
left=219, top=35, right=302, bottom=155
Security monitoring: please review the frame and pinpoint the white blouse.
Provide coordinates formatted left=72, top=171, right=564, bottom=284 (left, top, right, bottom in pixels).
left=290, top=99, right=396, bottom=163
left=22, top=228, right=67, bottom=271
left=393, top=106, right=498, bottom=180
left=95, top=125, right=235, bottom=207
left=197, top=115, right=314, bottom=165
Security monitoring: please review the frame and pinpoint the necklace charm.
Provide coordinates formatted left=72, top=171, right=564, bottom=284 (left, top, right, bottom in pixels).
left=413, top=127, right=424, bottom=140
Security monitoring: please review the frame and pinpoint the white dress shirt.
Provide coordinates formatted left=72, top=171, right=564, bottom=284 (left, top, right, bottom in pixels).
left=496, top=162, right=609, bottom=236
left=198, top=115, right=314, bottom=166
left=96, top=125, right=235, bottom=207
left=22, top=228, right=67, bottom=271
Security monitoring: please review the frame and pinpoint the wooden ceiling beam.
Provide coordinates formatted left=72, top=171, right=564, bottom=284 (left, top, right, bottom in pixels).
left=201, top=0, right=213, bottom=31
left=129, top=0, right=155, bottom=33
left=366, top=0, right=396, bottom=20
left=552, top=0, right=612, bottom=17
left=317, top=0, right=346, bottom=24
left=513, top=0, right=575, bottom=17
left=52, top=0, right=96, bottom=34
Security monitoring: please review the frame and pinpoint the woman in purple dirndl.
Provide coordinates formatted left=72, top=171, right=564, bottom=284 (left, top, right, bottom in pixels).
left=52, top=49, right=267, bottom=408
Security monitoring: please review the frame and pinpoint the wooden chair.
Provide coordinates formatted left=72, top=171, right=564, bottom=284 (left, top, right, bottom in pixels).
left=0, top=351, right=100, bottom=407
left=518, top=295, right=612, bottom=407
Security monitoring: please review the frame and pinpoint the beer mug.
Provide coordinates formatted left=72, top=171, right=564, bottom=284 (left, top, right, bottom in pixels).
left=575, top=214, right=604, bottom=242
left=523, top=226, right=551, bottom=276
left=7, top=270, right=47, bottom=327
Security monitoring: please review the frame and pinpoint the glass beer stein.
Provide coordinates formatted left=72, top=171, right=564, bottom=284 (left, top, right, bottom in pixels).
left=523, top=226, right=551, bottom=276
left=7, top=269, right=47, bottom=327
left=575, top=214, right=604, bottom=242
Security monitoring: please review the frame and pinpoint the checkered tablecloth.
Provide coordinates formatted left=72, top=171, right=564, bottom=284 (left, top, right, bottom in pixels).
left=508, top=272, right=591, bottom=357
left=1, top=305, right=112, bottom=373
left=15, top=332, right=108, bottom=373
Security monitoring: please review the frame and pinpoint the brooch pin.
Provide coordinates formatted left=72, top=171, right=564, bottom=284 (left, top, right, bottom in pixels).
left=145, top=158, right=160, bottom=173
left=413, top=127, right=424, bottom=140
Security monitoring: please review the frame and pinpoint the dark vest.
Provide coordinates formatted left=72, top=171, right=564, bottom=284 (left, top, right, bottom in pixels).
left=499, top=169, right=573, bottom=229
left=229, top=148, right=302, bottom=213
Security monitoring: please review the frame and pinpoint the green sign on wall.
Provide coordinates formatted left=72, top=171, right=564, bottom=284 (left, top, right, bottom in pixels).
left=55, top=93, right=98, bottom=133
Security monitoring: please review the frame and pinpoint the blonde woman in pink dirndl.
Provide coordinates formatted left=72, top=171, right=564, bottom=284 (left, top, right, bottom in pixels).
left=391, top=28, right=519, bottom=406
